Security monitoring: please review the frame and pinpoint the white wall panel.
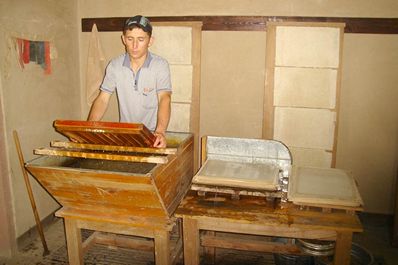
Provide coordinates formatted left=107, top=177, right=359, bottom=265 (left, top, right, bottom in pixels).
left=275, top=26, right=340, bottom=68
left=274, top=67, right=337, bottom=108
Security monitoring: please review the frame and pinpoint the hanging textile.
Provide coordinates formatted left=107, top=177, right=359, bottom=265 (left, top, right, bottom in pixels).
left=86, top=23, right=106, bottom=104
left=16, top=38, right=52, bottom=75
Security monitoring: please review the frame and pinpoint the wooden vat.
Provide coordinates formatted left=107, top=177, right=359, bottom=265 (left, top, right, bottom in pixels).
left=25, top=120, right=194, bottom=265
left=26, top=131, right=193, bottom=224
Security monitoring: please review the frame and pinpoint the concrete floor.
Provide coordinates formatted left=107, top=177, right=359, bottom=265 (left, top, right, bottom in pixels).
left=0, top=212, right=397, bottom=265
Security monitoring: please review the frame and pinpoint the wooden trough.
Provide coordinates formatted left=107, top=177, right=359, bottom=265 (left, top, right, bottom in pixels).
left=25, top=120, right=194, bottom=265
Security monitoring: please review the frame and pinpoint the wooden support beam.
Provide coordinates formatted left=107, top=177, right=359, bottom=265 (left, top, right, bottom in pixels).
left=82, top=16, right=398, bottom=34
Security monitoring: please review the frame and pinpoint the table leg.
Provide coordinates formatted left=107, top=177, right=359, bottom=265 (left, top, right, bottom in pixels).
left=203, top=231, right=216, bottom=264
left=334, top=231, right=352, bottom=265
left=183, top=217, right=200, bottom=265
left=154, top=229, right=170, bottom=265
left=64, top=218, right=83, bottom=265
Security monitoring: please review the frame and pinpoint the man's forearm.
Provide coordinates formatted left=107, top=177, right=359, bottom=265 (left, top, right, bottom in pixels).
left=155, top=93, right=171, bottom=134
left=87, top=92, right=111, bottom=121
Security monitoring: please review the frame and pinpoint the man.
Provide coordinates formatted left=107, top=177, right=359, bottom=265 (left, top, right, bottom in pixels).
left=88, top=15, right=172, bottom=148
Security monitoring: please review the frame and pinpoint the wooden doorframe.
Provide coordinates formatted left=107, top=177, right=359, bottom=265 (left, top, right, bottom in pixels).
left=393, top=167, right=398, bottom=247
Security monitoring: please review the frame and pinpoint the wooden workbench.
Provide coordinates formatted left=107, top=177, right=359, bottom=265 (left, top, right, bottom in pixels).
left=175, top=191, right=363, bottom=265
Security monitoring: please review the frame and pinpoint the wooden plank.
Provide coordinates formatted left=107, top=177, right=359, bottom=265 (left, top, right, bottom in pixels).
left=51, top=140, right=177, bottom=155
left=331, top=25, right=344, bottom=167
left=201, top=233, right=302, bottom=254
left=94, top=232, right=154, bottom=251
left=197, top=217, right=338, bottom=240
left=262, top=23, right=276, bottom=139
left=34, top=147, right=168, bottom=164
left=82, top=231, right=98, bottom=254
left=190, top=23, right=202, bottom=173
left=81, top=16, right=398, bottom=34
left=200, top=136, right=207, bottom=166
left=57, top=208, right=172, bottom=232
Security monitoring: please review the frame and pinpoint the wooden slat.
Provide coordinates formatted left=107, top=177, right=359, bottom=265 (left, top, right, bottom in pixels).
left=34, top=147, right=168, bottom=164
left=50, top=140, right=177, bottom=155
left=81, top=16, right=398, bottom=34
left=93, top=232, right=154, bottom=251
left=201, top=234, right=302, bottom=254
left=56, top=208, right=171, bottom=231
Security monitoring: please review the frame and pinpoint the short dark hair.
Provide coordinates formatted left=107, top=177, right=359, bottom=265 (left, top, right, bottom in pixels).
left=123, top=15, right=152, bottom=36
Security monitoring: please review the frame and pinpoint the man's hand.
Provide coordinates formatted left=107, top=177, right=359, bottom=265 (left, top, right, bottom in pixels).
left=153, top=132, right=166, bottom=148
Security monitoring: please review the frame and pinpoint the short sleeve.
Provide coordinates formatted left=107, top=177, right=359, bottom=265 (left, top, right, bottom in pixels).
left=100, top=61, right=117, bottom=94
left=156, top=59, right=172, bottom=93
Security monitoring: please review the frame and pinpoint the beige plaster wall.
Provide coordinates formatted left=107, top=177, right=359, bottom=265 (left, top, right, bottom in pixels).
left=79, top=0, right=398, bottom=17
left=0, top=0, right=81, bottom=239
left=78, top=0, right=398, bottom=214
left=337, top=34, right=398, bottom=213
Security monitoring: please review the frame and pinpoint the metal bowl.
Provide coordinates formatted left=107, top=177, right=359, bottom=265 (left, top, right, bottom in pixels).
left=314, top=242, right=375, bottom=265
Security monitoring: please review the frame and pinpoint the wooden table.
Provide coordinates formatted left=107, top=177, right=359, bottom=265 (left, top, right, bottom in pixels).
left=56, top=207, right=181, bottom=265
left=175, top=191, right=363, bottom=265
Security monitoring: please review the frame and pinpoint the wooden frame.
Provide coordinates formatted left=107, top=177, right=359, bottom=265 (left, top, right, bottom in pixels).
left=54, top=120, right=156, bottom=147
left=263, top=22, right=345, bottom=168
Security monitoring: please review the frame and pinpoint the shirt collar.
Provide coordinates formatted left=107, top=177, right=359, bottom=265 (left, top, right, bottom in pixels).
left=122, top=52, right=153, bottom=69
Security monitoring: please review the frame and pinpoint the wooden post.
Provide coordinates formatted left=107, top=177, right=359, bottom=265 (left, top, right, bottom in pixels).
left=154, top=230, right=171, bottom=265
left=183, top=217, right=200, bottom=265
left=64, top=219, right=83, bottom=265
left=334, top=232, right=352, bottom=265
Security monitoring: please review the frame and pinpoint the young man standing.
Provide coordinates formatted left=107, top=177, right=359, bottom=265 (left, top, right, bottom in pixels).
left=88, top=15, right=172, bottom=148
